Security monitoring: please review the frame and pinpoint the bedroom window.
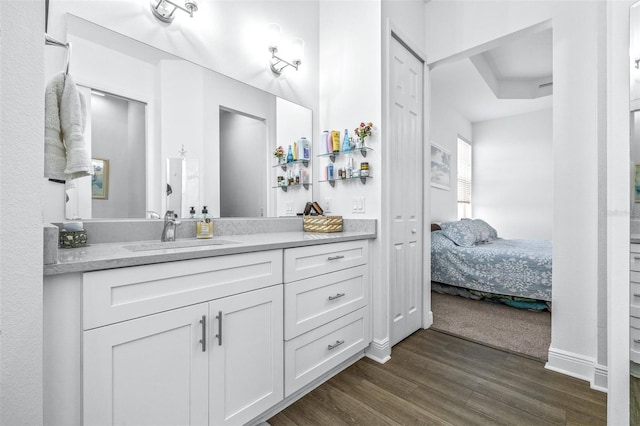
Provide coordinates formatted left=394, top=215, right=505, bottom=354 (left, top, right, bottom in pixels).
left=457, top=137, right=472, bottom=219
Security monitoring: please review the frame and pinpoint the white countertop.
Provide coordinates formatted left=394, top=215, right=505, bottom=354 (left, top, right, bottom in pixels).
left=45, top=230, right=376, bottom=275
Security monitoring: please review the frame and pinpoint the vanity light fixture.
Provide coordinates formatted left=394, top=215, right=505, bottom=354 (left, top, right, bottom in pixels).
left=150, top=0, right=199, bottom=23
left=267, top=23, right=304, bottom=76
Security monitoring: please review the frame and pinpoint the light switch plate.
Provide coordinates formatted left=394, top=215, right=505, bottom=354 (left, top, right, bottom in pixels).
left=324, top=198, right=332, bottom=213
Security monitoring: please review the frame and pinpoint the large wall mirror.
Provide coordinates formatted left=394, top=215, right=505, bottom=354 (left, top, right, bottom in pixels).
left=46, top=15, right=312, bottom=219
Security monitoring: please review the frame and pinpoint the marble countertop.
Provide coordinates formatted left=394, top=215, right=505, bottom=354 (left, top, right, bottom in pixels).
left=45, top=230, right=376, bottom=275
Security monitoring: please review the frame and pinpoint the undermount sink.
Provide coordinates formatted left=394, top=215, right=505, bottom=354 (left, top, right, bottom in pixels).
left=124, top=239, right=239, bottom=252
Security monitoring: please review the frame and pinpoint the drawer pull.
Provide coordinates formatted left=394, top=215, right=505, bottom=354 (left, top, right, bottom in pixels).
left=328, top=293, right=346, bottom=301
left=327, top=340, right=345, bottom=351
left=215, top=311, right=223, bottom=346
left=635, top=339, right=640, bottom=344
left=634, top=294, right=640, bottom=297
left=328, top=255, right=345, bottom=261
left=634, top=256, right=640, bottom=261
left=199, top=315, right=207, bottom=352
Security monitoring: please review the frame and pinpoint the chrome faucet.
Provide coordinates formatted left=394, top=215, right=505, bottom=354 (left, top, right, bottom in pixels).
left=161, top=210, right=181, bottom=242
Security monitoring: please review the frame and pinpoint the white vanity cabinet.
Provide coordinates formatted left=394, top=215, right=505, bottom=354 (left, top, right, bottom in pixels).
left=283, top=240, right=371, bottom=396
left=46, top=250, right=284, bottom=426
left=44, top=237, right=374, bottom=425
left=631, top=244, right=640, bottom=364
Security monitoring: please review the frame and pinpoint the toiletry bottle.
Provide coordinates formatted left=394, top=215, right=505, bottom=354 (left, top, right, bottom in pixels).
left=300, top=137, right=310, bottom=160
left=189, top=206, right=196, bottom=219
left=331, top=130, right=340, bottom=152
left=196, top=206, right=213, bottom=239
left=328, top=162, right=334, bottom=180
left=324, top=131, right=332, bottom=154
left=342, top=129, right=350, bottom=152
left=287, top=145, right=294, bottom=163
left=293, top=141, right=298, bottom=161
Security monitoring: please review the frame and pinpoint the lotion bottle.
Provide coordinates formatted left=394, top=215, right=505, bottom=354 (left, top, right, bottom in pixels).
left=196, top=206, right=213, bottom=239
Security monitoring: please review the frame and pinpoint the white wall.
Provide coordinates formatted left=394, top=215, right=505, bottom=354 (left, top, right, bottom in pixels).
left=429, top=95, right=472, bottom=222
left=607, top=1, right=633, bottom=422
left=425, top=0, right=602, bottom=390
left=0, top=1, right=44, bottom=423
left=473, top=109, right=552, bottom=240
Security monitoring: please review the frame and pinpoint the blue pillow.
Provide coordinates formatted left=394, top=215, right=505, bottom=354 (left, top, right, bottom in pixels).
left=462, top=218, right=497, bottom=243
left=439, top=221, right=476, bottom=247
left=473, top=219, right=498, bottom=240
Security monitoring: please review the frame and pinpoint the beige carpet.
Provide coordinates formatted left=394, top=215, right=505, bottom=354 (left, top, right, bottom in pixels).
left=430, top=291, right=551, bottom=362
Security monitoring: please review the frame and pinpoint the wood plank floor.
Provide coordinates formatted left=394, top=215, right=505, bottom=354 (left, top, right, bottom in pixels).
left=269, top=329, right=607, bottom=425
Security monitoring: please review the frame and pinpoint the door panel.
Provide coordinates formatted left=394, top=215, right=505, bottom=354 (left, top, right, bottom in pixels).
left=83, top=304, right=209, bottom=426
left=209, top=285, right=283, bottom=425
left=390, top=35, right=425, bottom=346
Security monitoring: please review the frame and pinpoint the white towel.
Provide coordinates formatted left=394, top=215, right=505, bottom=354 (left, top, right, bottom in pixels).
left=44, top=72, right=92, bottom=180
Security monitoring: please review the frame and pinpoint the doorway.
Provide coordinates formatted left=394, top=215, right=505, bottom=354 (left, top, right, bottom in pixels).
left=219, top=109, right=267, bottom=217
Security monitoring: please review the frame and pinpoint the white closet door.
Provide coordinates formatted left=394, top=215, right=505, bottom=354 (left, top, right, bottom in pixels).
left=389, top=35, right=425, bottom=347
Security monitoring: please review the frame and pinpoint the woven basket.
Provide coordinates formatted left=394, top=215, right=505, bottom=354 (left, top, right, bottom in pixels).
left=303, top=215, right=343, bottom=233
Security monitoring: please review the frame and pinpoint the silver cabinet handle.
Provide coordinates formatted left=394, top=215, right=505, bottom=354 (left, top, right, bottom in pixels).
left=634, top=294, right=640, bottom=297
left=328, top=293, right=346, bottom=301
left=635, top=339, right=640, bottom=344
left=215, top=311, right=223, bottom=346
left=412, top=229, right=417, bottom=234
left=199, top=315, right=206, bottom=352
left=328, top=255, right=345, bottom=261
left=327, top=340, right=345, bottom=350
left=634, top=256, right=640, bottom=261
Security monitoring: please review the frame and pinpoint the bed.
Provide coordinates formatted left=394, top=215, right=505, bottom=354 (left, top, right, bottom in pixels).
left=431, top=219, right=552, bottom=304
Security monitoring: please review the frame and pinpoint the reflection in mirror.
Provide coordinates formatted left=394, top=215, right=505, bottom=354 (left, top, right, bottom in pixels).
left=65, top=90, right=147, bottom=219
left=166, top=157, right=200, bottom=218
left=51, top=15, right=312, bottom=220
left=220, top=110, right=267, bottom=217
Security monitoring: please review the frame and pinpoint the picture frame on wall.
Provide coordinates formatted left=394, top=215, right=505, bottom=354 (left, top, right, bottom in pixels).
left=91, top=158, right=109, bottom=199
left=635, top=164, right=640, bottom=203
left=430, top=143, right=451, bottom=190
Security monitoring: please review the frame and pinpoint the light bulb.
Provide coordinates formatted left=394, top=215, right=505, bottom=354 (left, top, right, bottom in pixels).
left=291, top=38, right=304, bottom=65
left=267, top=23, right=281, bottom=51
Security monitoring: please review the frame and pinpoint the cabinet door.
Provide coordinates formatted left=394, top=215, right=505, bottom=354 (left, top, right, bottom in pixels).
left=209, top=285, right=284, bottom=425
left=83, top=304, right=209, bottom=426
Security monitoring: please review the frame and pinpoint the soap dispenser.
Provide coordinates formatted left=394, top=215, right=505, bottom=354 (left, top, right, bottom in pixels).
left=196, top=206, right=213, bottom=239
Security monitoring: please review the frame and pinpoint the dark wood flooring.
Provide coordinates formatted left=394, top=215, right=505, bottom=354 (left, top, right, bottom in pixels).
left=269, top=329, right=607, bottom=425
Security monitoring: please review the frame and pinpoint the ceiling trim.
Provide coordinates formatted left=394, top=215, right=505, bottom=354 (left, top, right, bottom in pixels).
left=427, top=19, right=552, bottom=70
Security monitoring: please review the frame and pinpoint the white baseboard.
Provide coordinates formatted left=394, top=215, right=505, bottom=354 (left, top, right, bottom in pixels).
left=365, top=338, right=391, bottom=364
left=545, top=347, right=608, bottom=392
left=423, top=310, right=433, bottom=329
left=592, top=363, right=608, bottom=392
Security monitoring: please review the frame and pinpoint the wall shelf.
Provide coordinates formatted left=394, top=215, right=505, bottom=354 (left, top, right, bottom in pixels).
left=317, top=147, right=373, bottom=162
left=273, top=159, right=310, bottom=171
left=273, top=183, right=311, bottom=192
left=318, top=176, right=371, bottom=187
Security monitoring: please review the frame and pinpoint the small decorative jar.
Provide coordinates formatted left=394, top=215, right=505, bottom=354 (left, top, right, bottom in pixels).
left=360, top=162, right=370, bottom=177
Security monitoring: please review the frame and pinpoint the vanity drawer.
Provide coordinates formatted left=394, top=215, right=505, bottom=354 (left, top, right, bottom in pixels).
left=284, top=265, right=368, bottom=340
left=631, top=275, right=640, bottom=317
left=284, top=307, right=369, bottom=396
left=83, top=250, right=283, bottom=330
left=284, top=240, right=368, bottom=283
left=632, top=317, right=640, bottom=364
left=631, top=244, right=640, bottom=271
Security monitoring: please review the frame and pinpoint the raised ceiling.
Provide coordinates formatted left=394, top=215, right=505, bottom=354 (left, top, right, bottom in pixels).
left=430, top=28, right=552, bottom=123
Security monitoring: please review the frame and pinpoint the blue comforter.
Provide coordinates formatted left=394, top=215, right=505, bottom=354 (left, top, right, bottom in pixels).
left=431, top=231, right=552, bottom=301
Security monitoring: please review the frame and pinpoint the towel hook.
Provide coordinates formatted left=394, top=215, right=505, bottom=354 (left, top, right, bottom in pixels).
left=45, top=33, right=72, bottom=76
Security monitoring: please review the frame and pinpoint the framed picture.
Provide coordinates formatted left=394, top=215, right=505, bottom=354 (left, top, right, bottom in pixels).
left=91, top=158, right=109, bottom=199
left=430, top=143, right=451, bottom=190
left=635, top=165, right=640, bottom=203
